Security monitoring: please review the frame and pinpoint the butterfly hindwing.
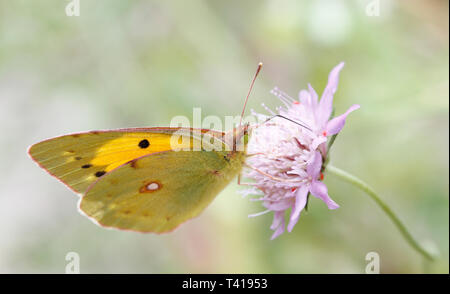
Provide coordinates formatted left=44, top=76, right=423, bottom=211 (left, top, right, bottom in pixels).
left=79, top=149, right=246, bottom=233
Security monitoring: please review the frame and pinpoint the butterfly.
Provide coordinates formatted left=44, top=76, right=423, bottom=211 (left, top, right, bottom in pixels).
left=28, top=64, right=262, bottom=234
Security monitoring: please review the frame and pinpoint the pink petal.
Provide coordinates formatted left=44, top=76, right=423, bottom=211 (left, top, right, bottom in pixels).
left=287, top=185, right=309, bottom=232
left=271, top=217, right=285, bottom=240
left=298, top=84, right=318, bottom=112
left=264, top=199, right=292, bottom=211
left=311, top=136, right=327, bottom=150
left=270, top=211, right=285, bottom=230
left=308, top=83, right=318, bottom=110
left=316, top=62, right=345, bottom=127
left=306, top=151, right=322, bottom=179
left=326, top=104, right=360, bottom=136
left=310, top=180, right=339, bottom=209
left=299, top=90, right=311, bottom=106
left=318, top=143, right=327, bottom=159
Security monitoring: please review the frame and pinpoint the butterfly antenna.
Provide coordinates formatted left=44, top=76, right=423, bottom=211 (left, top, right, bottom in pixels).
left=240, top=62, right=263, bottom=128
left=263, top=115, right=313, bottom=131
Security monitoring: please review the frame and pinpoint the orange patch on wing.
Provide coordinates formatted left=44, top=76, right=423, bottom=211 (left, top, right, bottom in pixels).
left=89, top=133, right=191, bottom=172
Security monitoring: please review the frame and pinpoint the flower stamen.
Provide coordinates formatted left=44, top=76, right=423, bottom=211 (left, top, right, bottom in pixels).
left=245, top=163, right=308, bottom=183
left=248, top=210, right=271, bottom=218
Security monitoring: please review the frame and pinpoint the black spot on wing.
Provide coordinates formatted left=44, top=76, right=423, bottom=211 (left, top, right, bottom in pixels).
left=95, top=171, right=106, bottom=177
left=138, top=139, right=150, bottom=149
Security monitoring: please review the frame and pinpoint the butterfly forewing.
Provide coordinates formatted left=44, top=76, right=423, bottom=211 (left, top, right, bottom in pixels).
left=28, top=128, right=223, bottom=194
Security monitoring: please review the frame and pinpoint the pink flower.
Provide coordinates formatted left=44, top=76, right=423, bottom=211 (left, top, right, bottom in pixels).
left=244, top=62, right=359, bottom=239
left=276, top=62, right=360, bottom=155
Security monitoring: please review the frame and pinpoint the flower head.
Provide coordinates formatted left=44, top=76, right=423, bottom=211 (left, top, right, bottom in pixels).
left=244, top=62, right=359, bottom=239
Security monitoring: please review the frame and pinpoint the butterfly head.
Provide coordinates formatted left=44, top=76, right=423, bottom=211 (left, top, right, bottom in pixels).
left=224, top=123, right=250, bottom=152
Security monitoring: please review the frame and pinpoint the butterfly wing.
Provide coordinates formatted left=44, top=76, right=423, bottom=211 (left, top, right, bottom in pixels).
left=79, top=149, right=246, bottom=233
left=28, top=128, right=225, bottom=194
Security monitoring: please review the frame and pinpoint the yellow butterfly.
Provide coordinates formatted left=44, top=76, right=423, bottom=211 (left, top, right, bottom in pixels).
left=28, top=64, right=261, bottom=234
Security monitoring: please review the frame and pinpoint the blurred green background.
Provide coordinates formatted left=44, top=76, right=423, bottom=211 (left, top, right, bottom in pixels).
left=0, top=0, right=448, bottom=273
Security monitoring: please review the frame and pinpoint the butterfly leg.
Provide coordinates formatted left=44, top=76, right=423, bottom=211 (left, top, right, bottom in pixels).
left=245, top=153, right=264, bottom=158
left=237, top=153, right=265, bottom=186
left=244, top=163, right=307, bottom=183
left=237, top=173, right=256, bottom=186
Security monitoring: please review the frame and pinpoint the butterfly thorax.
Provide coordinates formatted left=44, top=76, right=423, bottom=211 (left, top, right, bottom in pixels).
left=224, top=123, right=249, bottom=153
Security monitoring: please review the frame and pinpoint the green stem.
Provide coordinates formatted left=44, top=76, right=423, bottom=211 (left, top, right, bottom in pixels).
left=325, top=164, right=435, bottom=261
